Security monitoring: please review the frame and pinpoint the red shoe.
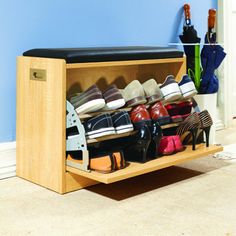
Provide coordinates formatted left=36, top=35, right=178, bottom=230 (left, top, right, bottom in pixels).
left=165, top=103, right=183, bottom=123
left=178, top=101, right=193, bottom=119
left=165, top=101, right=192, bottom=122
left=130, top=105, right=152, bottom=128
left=149, top=102, right=171, bottom=125
left=172, top=135, right=184, bottom=152
left=158, top=136, right=175, bottom=155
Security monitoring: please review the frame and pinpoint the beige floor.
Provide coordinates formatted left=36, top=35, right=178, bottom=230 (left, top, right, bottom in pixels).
left=0, top=128, right=236, bottom=236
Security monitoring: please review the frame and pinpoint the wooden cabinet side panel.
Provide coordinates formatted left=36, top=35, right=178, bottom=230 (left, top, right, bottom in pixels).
left=16, top=56, right=66, bottom=193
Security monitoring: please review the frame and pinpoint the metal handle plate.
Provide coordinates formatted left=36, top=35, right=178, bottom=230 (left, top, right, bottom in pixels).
left=30, top=69, right=47, bottom=81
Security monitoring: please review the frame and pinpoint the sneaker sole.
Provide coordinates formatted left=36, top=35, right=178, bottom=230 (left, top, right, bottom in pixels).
left=164, top=92, right=182, bottom=102
left=115, top=124, right=134, bottom=134
left=104, top=99, right=126, bottom=110
left=161, top=83, right=182, bottom=101
left=179, top=82, right=197, bottom=99
left=182, top=90, right=197, bottom=99
left=86, top=127, right=116, bottom=139
left=75, top=99, right=105, bottom=114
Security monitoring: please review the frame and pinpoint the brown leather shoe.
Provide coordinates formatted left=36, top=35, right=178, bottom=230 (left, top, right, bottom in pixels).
left=149, top=102, right=171, bottom=125
left=130, top=105, right=151, bottom=128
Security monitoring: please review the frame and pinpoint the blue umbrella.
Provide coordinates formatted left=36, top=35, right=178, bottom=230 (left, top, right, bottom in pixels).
left=199, top=10, right=226, bottom=94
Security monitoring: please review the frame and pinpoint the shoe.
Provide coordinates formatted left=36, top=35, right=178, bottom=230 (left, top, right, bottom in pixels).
left=147, top=121, right=163, bottom=159
left=67, top=153, right=115, bottom=174
left=83, top=114, right=115, bottom=139
left=178, top=74, right=198, bottom=99
left=123, top=80, right=147, bottom=107
left=130, top=105, right=152, bottom=129
left=176, top=112, right=201, bottom=150
left=70, top=85, right=105, bottom=114
left=165, top=101, right=193, bottom=122
left=179, top=110, right=213, bottom=147
left=149, top=102, right=171, bottom=125
left=165, top=103, right=183, bottom=123
left=69, top=85, right=99, bottom=104
left=103, top=85, right=125, bottom=110
left=158, top=136, right=176, bottom=155
left=178, top=101, right=193, bottom=119
left=159, top=75, right=182, bottom=102
left=111, top=111, right=134, bottom=134
left=113, top=151, right=127, bottom=170
left=124, top=125, right=151, bottom=163
left=172, top=135, right=184, bottom=152
left=198, top=110, right=213, bottom=147
left=142, top=79, right=163, bottom=104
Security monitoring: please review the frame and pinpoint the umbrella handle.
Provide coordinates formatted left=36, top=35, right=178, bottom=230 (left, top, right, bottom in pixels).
left=184, top=4, right=191, bottom=26
left=208, top=9, right=216, bottom=32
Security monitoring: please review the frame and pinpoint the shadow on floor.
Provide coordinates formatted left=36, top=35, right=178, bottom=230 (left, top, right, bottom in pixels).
left=86, top=166, right=203, bottom=201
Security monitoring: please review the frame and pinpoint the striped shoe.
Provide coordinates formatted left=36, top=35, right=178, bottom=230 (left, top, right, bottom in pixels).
left=176, top=112, right=201, bottom=150
left=83, top=114, right=115, bottom=139
left=70, top=85, right=105, bottom=114
left=103, top=85, right=126, bottom=110
left=111, top=111, right=134, bottom=134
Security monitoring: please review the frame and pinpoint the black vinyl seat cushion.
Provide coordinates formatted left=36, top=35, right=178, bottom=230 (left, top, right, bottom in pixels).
left=23, top=46, right=184, bottom=64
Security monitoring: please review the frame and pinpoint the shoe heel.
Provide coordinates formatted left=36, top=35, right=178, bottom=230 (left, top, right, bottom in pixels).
left=124, top=125, right=151, bottom=163
left=147, top=121, right=162, bottom=159
left=140, top=147, right=149, bottom=163
left=147, top=137, right=160, bottom=159
left=190, top=128, right=198, bottom=150
left=125, top=145, right=149, bottom=163
left=203, top=126, right=211, bottom=147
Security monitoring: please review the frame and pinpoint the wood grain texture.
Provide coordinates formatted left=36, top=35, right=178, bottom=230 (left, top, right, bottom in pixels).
left=65, top=172, right=98, bottom=193
left=66, top=144, right=223, bottom=184
left=66, top=57, right=186, bottom=96
left=16, top=56, right=66, bottom=193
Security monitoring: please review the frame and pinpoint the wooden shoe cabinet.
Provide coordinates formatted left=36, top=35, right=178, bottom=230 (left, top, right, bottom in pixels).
left=16, top=56, right=223, bottom=194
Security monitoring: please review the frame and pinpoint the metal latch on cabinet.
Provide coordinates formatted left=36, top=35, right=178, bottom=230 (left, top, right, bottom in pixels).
left=66, top=101, right=89, bottom=172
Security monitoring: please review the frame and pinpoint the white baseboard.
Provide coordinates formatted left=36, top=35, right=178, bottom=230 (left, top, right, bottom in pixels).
left=0, top=142, right=16, bottom=179
left=216, top=119, right=225, bottom=131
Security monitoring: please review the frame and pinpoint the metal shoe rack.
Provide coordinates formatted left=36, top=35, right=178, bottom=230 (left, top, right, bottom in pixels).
left=16, top=56, right=223, bottom=194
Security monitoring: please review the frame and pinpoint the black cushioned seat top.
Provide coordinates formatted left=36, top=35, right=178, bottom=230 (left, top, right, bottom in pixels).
left=23, top=46, right=184, bottom=64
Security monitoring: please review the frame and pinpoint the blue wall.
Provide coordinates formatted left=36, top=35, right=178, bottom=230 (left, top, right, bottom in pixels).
left=0, top=0, right=216, bottom=142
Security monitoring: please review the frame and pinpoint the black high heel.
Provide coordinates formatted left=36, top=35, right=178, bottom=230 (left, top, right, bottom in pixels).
left=124, top=125, right=151, bottom=163
left=196, top=110, right=213, bottom=147
left=147, top=121, right=162, bottom=159
left=190, top=128, right=198, bottom=150
left=203, top=126, right=211, bottom=147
